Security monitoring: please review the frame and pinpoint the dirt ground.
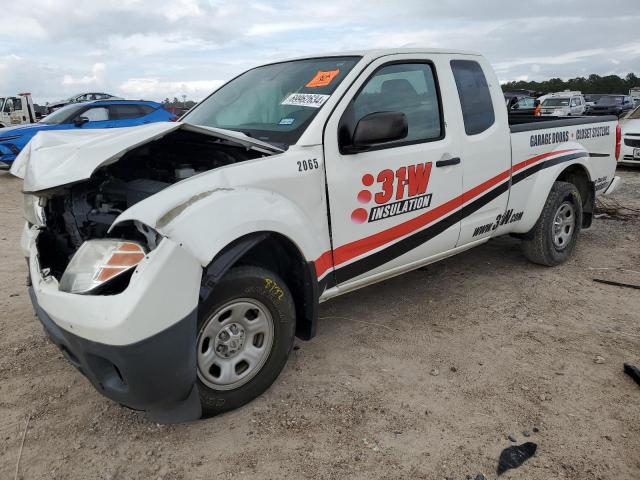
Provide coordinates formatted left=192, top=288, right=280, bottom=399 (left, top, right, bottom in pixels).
left=0, top=168, right=639, bottom=480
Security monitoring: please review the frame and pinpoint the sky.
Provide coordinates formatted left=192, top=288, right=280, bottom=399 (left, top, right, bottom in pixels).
left=1, top=0, right=639, bottom=104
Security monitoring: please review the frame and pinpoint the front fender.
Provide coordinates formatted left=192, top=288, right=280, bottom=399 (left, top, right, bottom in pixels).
left=113, top=186, right=323, bottom=268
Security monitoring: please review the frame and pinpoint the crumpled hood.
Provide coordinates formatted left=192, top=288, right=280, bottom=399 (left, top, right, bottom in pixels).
left=10, top=122, right=283, bottom=192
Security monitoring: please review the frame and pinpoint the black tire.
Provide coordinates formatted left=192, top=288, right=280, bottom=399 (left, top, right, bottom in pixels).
left=521, top=181, right=583, bottom=266
left=197, top=266, right=295, bottom=417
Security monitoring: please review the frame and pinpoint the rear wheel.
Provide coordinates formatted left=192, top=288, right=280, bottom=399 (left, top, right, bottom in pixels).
left=521, top=181, right=582, bottom=266
left=196, top=266, right=295, bottom=417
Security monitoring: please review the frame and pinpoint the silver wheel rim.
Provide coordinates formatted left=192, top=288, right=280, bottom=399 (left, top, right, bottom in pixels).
left=552, top=201, right=575, bottom=250
left=197, top=298, right=274, bottom=391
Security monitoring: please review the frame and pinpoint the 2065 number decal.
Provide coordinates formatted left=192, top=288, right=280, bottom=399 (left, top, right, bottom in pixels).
left=297, top=158, right=319, bottom=172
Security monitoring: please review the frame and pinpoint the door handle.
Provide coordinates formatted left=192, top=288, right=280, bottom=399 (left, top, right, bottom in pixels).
left=436, top=157, right=461, bottom=167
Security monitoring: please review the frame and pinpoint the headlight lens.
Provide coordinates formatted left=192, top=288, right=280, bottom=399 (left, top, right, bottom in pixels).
left=59, top=240, right=146, bottom=294
left=23, top=194, right=46, bottom=227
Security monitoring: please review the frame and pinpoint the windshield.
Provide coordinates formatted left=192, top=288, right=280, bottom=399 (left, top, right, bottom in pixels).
left=596, top=96, right=623, bottom=105
left=39, top=103, right=86, bottom=124
left=542, top=98, right=569, bottom=107
left=182, top=56, right=360, bottom=147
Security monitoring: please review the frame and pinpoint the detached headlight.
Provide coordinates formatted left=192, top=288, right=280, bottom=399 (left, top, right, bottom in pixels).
left=23, top=194, right=46, bottom=227
left=59, top=240, right=146, bottom=294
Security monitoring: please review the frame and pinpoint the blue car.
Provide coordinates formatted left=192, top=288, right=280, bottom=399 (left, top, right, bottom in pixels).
left=0, top=100, right=176, bottom=170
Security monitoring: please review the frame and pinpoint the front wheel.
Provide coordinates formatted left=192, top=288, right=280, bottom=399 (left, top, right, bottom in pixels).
left=196, top=266, right=296, bottom=417
left=521, top=181, right=583, bottom=266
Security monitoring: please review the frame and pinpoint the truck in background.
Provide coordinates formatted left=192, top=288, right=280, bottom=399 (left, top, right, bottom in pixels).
left=0, top=93, right=36, bottom=127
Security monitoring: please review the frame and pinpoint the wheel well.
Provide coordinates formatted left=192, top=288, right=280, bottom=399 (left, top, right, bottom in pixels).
left=205, top=232, right=319, bottom=340
left=556, top=164, right=595, bottom=228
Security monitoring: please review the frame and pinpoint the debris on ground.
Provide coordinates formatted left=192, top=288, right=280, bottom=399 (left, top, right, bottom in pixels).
left=623, top=363, right=640, bottom=386
left=497, top=442, right=537, bottom=475
left=594, top=355, right=606, bottom=364
left=593, top=278, right=640, bottom=290
left=595, top=197, right=640, bottom=221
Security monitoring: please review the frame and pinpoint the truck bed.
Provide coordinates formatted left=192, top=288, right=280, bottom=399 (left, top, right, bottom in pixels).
left=508, top=114, right=618, bottom=131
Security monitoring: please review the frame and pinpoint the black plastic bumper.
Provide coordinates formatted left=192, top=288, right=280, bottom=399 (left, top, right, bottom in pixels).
left=28, top=287, right=201, bottom=423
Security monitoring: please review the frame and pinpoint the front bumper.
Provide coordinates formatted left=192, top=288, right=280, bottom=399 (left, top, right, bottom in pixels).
left=29, top=287, right=201, bottom=423
left=25, top=227, right=204, bottom=422
left=620, top=139, right=640, bottom=165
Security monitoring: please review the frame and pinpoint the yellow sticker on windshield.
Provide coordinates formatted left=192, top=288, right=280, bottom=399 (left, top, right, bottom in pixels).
left=306, top=69, right=340, bottom=88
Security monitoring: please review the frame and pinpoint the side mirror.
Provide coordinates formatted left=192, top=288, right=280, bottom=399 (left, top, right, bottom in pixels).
left=74, top=116, right=89, bottom=127
left=343, top=111, right=408, bottom=153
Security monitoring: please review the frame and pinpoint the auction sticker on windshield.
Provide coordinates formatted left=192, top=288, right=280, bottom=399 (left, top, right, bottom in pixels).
left=282, top=93, right=330, bottom=108
left=306, top=69, right=340, bottom=88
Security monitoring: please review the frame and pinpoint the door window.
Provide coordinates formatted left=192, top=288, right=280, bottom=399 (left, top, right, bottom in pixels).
left=343, top=63, right=443, bottom=148
left=80, top=107, right=109, bottom=122
left=516, top=97, right=534, bottom=108
left=4, top=98, right=22, bottom=112
left=450, top=60, right=495, bottom=135
left=111, top=104, right=145, bottom=119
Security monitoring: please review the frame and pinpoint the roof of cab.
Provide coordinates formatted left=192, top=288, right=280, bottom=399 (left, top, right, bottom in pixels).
left=283, top=48, right=482, bottom=63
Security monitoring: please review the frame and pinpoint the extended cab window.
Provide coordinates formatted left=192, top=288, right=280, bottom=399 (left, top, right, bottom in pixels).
left=451, top=60, right=495, bottom=135
left=347, top=63, right=442, bottom=146
left=183, top=56, right=360, bottom=148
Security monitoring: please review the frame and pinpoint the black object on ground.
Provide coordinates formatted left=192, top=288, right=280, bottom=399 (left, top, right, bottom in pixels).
left=624, top=363, right=640, bottom=386
left=593, top=278, right=640, bottom=290
left=497, top=442, right=537, bottom=475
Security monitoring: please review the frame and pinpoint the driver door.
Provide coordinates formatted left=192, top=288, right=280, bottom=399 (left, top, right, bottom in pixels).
left=323, top=55, right=463, bottom=288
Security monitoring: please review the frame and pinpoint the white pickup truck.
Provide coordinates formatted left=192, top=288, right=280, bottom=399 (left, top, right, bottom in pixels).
left=13, top=49, right=621, bottom=423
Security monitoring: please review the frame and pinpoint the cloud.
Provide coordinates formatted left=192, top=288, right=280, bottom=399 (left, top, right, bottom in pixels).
left=62, top=63, right=106, bottom=86
left=119, top=78, right=224, bottom=100
left=0, top=1, right=638, bottom=104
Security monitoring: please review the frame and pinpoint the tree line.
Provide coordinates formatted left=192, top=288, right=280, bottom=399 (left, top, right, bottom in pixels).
left=162, top=97, right=197, bottom=109
left=502, top=73, right=640, bottom=95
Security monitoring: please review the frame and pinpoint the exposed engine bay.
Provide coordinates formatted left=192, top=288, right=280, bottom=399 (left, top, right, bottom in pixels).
left=36, top=129, right=266, bottom=279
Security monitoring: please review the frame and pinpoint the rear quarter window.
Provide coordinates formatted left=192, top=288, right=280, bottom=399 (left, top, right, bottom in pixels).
left=450, top=60, right=495, bottom=135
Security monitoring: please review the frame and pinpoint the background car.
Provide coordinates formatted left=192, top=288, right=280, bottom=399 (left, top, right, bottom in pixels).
left=540, top=92, right=586, bottom=116
left=586, top=94, right=634, bottom=118
left=0, top=100, right=176, bottom=169
left=46, top=92, right=122, bottom=112
left=620, top=105, right=640, bottom=166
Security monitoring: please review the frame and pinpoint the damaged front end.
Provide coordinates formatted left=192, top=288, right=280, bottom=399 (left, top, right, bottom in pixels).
left=17, top=123, right=284, bottom=422
left=26, top=125, right=276, bottom=294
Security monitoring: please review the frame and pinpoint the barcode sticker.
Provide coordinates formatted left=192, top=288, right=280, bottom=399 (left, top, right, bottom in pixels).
left=281, top=93, right=330, bottom=108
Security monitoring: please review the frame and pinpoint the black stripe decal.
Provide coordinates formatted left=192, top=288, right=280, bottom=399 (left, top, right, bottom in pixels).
left=332, top=151, right=588, bottom=285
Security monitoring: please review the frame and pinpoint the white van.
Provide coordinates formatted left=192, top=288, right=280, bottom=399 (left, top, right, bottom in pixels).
left=540, top=92, right=586, bottom=117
